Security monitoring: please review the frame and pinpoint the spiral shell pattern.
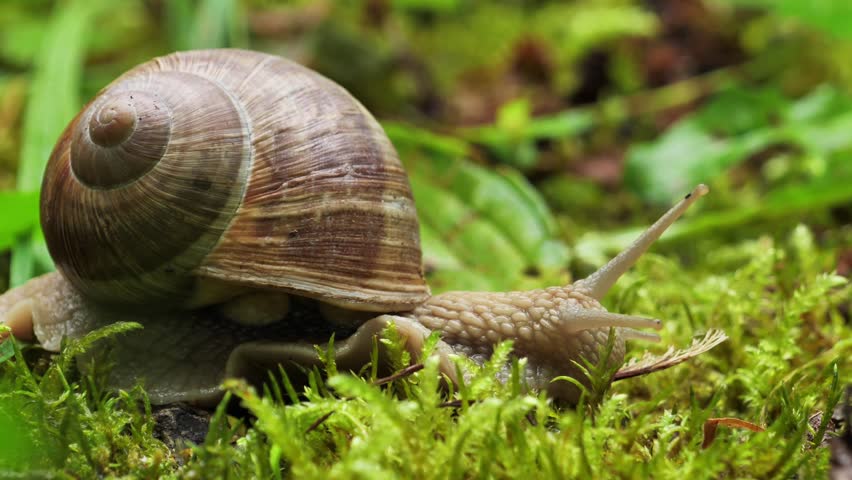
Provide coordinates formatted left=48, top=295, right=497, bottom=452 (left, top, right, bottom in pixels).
left=41, top=49, right=428, bottom=310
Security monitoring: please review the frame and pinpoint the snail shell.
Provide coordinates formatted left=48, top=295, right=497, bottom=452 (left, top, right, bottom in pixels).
left=41, top=49, right=428, bottom=311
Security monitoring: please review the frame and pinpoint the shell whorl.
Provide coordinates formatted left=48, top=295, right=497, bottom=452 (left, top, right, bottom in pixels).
left=43, top=68, right=252, bottom=306
left=41, top=49, right=429, bottom=311
left=72, top=91, right=171, bottom=188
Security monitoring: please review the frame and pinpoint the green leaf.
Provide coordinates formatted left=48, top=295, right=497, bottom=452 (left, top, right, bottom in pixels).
left=384, top=121, right=469, bottom=159
left=496, top=98, right=531, bottom=138
left=17, top=2, right=96, bottom=190
left=625, top=86, right=852, bottom=204
left=0, top=6, right=46, bottom=68
left=12, top=0, right=105, bottom=286
left=728, top=0, right=852, bottom=39
left=795, top=110, right=852, bottom=153
left=425, top=268, right=495, bottom=292
left=577, top=170, right=852, bottom=266
left=409, top=174, right=526, bottom=290
left=497, top=168, right=570, bottom=271
left=626, top=119, right=746, bottom=203
left=695, top=86, right=787, bottom=135
left=166, top=0, right=247, bottom=50
left=521, top=109, right=596, bottom=140
left=419, top=222, right=463, bottom=272
left=419, top=156, right=568, bottom=269
left=392, top=0, right=461, bottom=13
left=0, top=329, right=14, bottom=363
left=0, top=190, right=39, bottom=251
left=461, top=106, right=595, bottom=168
left=787, top=85, right=852, bottom=122
left=386, top=122, right=568, bottom=288
left=190, top=0, right=247, bottom=49
left=165, top=0, right=194, bottom=50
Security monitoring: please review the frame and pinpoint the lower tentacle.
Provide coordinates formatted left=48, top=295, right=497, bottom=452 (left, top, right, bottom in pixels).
left=559, top=308, right=663, bottom=334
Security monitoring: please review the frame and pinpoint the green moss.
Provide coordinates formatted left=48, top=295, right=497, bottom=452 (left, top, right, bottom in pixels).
left=0, top=224, right=847, bottom=478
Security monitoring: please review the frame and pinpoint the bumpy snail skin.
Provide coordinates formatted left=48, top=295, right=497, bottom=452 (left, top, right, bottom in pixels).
left=0, top=185, right=715, bottom=405
left=405, top=184, right=710, bottom=402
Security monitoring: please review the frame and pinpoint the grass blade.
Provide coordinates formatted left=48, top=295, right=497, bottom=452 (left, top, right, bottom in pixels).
left=189, top=0, right=247, bottom=50
left=11, top=0, right=104, bottom=286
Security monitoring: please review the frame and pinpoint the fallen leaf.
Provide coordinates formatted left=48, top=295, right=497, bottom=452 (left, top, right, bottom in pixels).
left=614, top=329, right=728, bottom=381
left=702, top=417, right=765, bottom=449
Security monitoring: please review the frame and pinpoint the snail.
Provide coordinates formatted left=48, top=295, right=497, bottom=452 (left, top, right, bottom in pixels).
left=0, top=49, right=723, bottom=406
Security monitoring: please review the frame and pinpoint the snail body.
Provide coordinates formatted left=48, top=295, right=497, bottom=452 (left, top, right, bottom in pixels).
left=0, top=49, right=716, bottom=405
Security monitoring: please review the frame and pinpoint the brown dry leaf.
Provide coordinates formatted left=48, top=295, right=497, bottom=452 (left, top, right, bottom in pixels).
left=614, top=329, right=728, bottom=381
left=702, top=417, right=765, bottom=449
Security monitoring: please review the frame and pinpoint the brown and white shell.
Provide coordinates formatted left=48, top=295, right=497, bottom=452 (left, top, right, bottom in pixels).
left=40, top=49, right=429, bottom=311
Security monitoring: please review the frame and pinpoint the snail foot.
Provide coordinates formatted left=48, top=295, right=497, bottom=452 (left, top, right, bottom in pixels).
left=226, top=314, right=458, bottom=389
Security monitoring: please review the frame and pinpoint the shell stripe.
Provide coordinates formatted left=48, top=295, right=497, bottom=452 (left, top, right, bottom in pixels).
left=41, top=49, right=429, bottom=311
left=42, top=69, right=252, bottom=306
left=187, top=51, right=429, bottom=310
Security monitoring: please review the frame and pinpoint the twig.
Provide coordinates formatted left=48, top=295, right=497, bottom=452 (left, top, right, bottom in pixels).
left=305, top=411, right=334, bottom=434
left=373, top=363, right=424, bottom=386
left=438, top=399, right=464, bottom=408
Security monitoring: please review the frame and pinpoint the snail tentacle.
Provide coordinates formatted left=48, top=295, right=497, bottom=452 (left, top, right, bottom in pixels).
left=559, top=308, right=662, bottom=335
left=576, top=184, right=709, bottom=300
left=0, top=299, right=34, bottom=342
left=620, top=328, right=664, bottom=342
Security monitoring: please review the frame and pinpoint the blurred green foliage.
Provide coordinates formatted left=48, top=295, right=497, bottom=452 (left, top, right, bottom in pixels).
left=728, top=0, right=852, bottom=39
left=1, top=0, right=852, bottom=288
